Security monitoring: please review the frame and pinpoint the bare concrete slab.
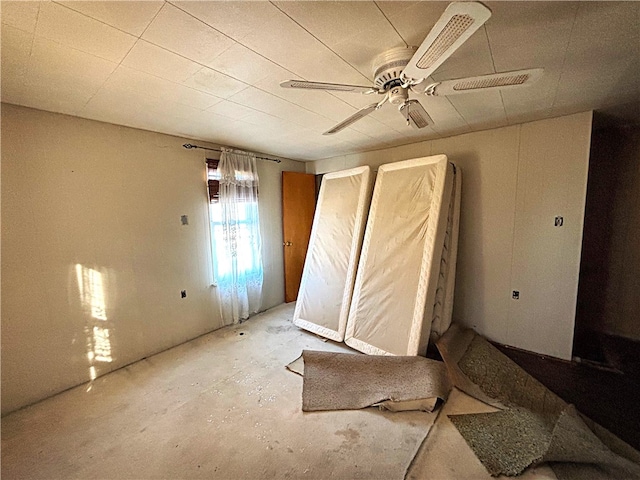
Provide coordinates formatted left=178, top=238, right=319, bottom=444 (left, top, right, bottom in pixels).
left=2, top=303, right=436, bottom=479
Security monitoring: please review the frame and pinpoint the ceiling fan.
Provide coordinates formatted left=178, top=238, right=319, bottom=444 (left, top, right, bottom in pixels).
left=280, top=2, right=543, bottom=135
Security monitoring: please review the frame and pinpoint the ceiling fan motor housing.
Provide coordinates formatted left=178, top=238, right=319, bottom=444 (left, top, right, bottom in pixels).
left=372, top=46, right=417, bottom=91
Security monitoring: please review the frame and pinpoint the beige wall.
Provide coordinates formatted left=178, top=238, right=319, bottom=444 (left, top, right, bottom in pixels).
left=507, top=115, right=592, bottom=358
left=1, top=104, right=304, bottom=414
left=308, top=112, right=593, bottom=360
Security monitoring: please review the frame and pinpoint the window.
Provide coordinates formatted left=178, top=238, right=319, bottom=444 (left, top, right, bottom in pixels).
left=207, top=158, right=257, bottom=203
left=206, top=158, right=220, bottom=203
left=207, top=155, right=263, bottom=323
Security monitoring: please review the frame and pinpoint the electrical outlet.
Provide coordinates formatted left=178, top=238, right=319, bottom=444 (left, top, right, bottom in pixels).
left=181, top=290, right=187, bottom=298
left=554, top=216, right=563, bottom=227
left=181, top=215, right=189, bottom=225
left=512, top=290, right=520, bottom=300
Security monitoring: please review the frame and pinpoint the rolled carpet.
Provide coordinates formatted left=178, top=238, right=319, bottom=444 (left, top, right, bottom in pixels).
left=301, top=350, right=451, bottom=412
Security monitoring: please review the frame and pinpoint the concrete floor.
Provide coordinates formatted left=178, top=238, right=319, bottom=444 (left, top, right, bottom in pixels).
left=1, top=303, right=557, bottom=479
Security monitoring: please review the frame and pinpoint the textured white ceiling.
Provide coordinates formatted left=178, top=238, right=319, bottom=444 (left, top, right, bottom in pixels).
left=1, top=1, right=639, bottom=161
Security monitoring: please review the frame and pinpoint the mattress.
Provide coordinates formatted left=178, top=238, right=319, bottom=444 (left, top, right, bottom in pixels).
left=344, top=155, right=454, bottom=356
left=293, top=166, right=373, bottom=341
left=431, top=165, right=461, bottom=341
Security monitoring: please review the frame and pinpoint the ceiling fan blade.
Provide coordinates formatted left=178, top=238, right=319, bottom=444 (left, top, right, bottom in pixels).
left=280, top=80, right=375, bottom=94
left=402, top=2, right=491, bottom=83
left=424, top=68, right=544, bottom=96
left=323, top=104, right=378, bottom=135
left=399, top=100, right=433, bottom=129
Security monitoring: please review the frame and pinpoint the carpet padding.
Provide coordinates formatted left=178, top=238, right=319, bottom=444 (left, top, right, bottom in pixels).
left=285, top=355, right=304, bottom=376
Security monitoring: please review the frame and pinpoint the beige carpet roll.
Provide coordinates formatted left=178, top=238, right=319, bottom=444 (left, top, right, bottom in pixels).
left=301, top=350, right=451, bottom=412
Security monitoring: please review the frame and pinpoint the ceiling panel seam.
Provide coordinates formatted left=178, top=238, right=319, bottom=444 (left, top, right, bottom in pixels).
left=114, top=40, right=366, bottom=133
left=26, top=3, right=41, bottom=65
left=33, top=4, right=137, bottom=65
left=166, top=1, right=291, bottom=76
left=4, top=1, right=371, bottom=131
left=165, top=1, right=376, bottom=129
left=110, top=35, right=314, bottom=124
left=262, top=3, right=392, bottom=127
left=373, top=1, right=408, bottom=48
left=483, top=25, right=508, bottom=123
left=549, top=5, right=580, bottom=114
left=444, top=98, right=470, bottom=133
left=130, top=38, right=251, bottom=93
left=138, top=1, right=168, bottom=40
left=50, top=1, right=148, bottom=40
left=22, top=37, right=122, bottom=111
left=268, top=1, right=373, bottom=82
left=7, top=6, right=41, bottom=96
left=80, top=4, right=168, bottom=110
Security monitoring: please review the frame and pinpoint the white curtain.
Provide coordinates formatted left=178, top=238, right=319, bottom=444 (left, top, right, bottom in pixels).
left=212, top=148, right=263, bottom=324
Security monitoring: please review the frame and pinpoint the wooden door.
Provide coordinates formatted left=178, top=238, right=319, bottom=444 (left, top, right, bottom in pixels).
left=282, top=171, right=317, bottom=303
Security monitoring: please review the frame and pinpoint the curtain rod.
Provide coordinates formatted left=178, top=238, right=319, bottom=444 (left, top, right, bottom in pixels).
left=182, top=143, right=281, bottom=163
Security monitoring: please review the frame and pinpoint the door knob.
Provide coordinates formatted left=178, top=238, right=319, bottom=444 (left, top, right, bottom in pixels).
left=283, top=241, right=292, bottom=247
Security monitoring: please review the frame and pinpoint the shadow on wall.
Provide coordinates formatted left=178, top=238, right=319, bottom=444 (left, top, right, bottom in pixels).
left=575, top=121, right=640, bottom=354
left=574, top=128, right=620, bottom=343
left=73, top=264, right=116, bottom=388
left=448, top=153, right=486, bottom=333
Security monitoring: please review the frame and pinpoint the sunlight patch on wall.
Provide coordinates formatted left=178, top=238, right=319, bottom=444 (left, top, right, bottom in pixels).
left=75, top=264, right=114, bottom=383
left=91, top=326, right=112, bottom=362
left=75, top=264, right=107, bottom=320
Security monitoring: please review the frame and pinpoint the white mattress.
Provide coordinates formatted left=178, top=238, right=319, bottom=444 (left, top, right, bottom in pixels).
left=430, top=165, right=461, bottom=341
left=345, top=155, right=454, bottom=356
left=293, top=166, right=373, bottom=341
